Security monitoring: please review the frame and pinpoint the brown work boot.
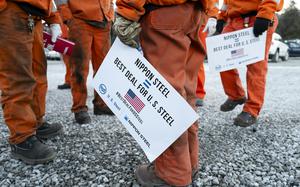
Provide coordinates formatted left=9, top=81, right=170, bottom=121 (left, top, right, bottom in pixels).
left=57, top=83, right=71, bottom=90
left=234, top=111, right=257, bottom=127
left=220, top=97, right=246, bottom=112
left=74, top=111, right=91, bottom=124
left=10, top=135, right=56, bottom=165
left=36, top=122, right=63, bottom=139
left=135, top=164, right=191, bottom=187
left=94, top=106, right=114, bottom=116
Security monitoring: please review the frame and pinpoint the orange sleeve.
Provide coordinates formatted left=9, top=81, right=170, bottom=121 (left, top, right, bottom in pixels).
left=0, top=0, right=7, bottom=11
left=206, top=0, right=219, bottom=18
left=257, top=0, right=284, bottom=20
left=44, top=11, right=63, bottom=25
left=217, top=0, right=228, bottom=21
left=116, top=0, right=146, bottom=22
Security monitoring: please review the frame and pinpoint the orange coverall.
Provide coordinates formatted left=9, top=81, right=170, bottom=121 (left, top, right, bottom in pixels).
left=117, top=0, right=211, bottom=185
left=0, top=0, right=60, bottom=144
left=32, top=12, right=62, bottom=126
left=218, top=0, right=283, bottom=117
left=196, top=1, right=218, bottom=100
left=196, top=0, right=219, bottom=99
left=56, top=0, right=114, bottom=113
left=196, top=26, right=207, bottom=100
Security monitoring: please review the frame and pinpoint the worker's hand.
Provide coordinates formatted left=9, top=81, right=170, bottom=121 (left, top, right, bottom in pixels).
left=203, top=18, right=217, bottom=36
left=216, top=19, right=226, bottom=34
left=113, top=14, right=141, bottom=48
left=50, top=24, right=62, bottom=43
left=253, top=17, right=271, bottom=37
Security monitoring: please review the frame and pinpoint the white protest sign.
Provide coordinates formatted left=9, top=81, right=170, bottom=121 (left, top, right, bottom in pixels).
left=92, top=38, right=199, bottom=162
left=206, top=27, right=267, bottom=72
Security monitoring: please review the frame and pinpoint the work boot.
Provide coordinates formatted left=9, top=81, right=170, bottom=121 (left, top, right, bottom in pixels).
left=220, top=97, right=246, bottom=112
left=10, top=135, right=56, bottom=165
left=94, top=106, right=114, bottom=116
left=135, top=164, right=190, bottom=187
left=74, top=111, right=91, bottom=124
left=195, top=98, right=204, bottom=107
left=234, top=111, right=257, bottom=127
left=36, top=122, right=63, bottom=139
left=57, top=83, right=71, bottom=90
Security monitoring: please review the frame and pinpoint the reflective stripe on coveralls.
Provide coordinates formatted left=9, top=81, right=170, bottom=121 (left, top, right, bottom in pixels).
left=139, top=2, right=206, bottom=185
left=220, top=16, right=278, bottom=117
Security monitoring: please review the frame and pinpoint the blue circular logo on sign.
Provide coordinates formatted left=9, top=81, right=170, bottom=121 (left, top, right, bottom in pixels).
left=99, top=84, right=107, bottom=94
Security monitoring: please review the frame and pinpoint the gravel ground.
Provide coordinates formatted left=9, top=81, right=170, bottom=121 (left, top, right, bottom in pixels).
left=0, top=59, right=299, bottom=186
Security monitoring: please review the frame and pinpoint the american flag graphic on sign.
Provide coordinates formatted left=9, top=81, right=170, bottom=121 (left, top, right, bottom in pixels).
left=124, top=89, right=145, bottom=113
left=231, top=48, right=244, bottom=57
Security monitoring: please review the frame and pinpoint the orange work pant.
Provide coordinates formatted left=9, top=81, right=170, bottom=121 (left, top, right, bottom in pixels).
left=196, top=27, right=207, bottom=99
left=62, top=54, right=71, bottom=85
left=68, top=18, right=111, bottom=113
left=61, top=23, right=71, bottom=85
left=32, top=21, right=48, bottom=125
left=140, top=3, right=206, bottom=186
left=220, top=16, right=278, bottom=117
left=0, top=2, right=40, bottom=144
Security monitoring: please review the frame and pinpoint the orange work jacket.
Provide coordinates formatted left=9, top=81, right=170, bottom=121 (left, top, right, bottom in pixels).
left=218, top=0, right=284, bottom=21
left=55, top=0, right=114, bottom=22
left=116, top=0, right=213, bottom=22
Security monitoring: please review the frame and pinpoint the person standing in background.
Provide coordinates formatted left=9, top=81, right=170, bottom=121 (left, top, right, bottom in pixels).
left=196, top=0, right=219, bottom=107
left=56, top=0, right=114, bottom=124
left=216, top=0, right=284, bottom=127
left=56, top=17, right=72, bottom=90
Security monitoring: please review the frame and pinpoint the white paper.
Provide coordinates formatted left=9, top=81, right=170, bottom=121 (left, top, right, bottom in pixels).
left=92, top=38, right=199, bottom=162
left=206, top=27, right=267, bottom=72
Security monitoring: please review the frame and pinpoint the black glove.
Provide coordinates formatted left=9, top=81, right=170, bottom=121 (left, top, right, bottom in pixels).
left=253, top=17, right=271, bottom=37
left=216, top=20, right=226, bottom=34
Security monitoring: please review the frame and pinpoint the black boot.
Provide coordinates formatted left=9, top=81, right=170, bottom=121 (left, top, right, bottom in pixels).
left=234, top=111, right=257, bottom=127
left=195, top=98, right=204, bottom=107
left=57, top=83, right=71, bottom=90
left=36, top=122, right=63, bottom=139
left=75, top=111, right=91, bottom=124
left=10, top=135, right=56, bottom=165
left=220, top=97, right=246, bottom=112
left=94, top=106, right=114, bottom=115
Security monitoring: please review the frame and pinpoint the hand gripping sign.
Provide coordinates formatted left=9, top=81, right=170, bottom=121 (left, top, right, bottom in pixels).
left=206, top=27, right=267, bottom=72
left=92, top=38, right=199, bottom=162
